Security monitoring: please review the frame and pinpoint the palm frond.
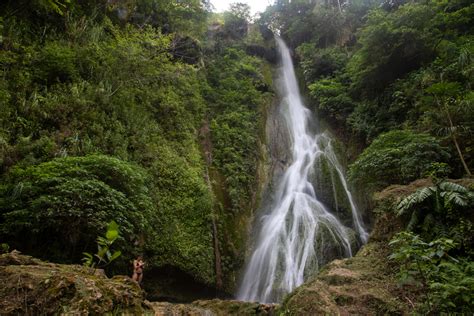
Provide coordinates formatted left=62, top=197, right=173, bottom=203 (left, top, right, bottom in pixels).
left=439, top=181, right=473, bottom=208
left=397, top=187, right=434, bottom=215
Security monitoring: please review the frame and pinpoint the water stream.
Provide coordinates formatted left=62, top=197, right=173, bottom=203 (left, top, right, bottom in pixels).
left=236, top=37, right=368, bottom=303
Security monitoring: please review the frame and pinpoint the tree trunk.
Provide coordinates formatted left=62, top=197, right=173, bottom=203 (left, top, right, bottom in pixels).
left=445, top=105, right=472, bottom=177
left=451, top=133, right=471, bottom=177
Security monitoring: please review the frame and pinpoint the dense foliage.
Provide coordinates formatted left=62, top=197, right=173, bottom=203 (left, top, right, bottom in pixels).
left=348, top=130, right=450, bottom=190
left=0, top=155, right=152, bottom=266
left=390, top=231, right=474, bottom=313
left=206, top=48, right=269, bottom=211
left=202, top=7, right=273, bottom=288
left=0, top=9, right=215, bottom=278
left=0, top=0, right=272, bottom=289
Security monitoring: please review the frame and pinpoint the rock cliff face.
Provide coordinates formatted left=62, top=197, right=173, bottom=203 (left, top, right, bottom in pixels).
left=0, top=251, right=149, bottom=314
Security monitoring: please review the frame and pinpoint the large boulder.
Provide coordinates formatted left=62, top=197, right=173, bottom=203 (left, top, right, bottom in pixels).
left=280, top=242, right=408, bottom=315
left=0, top=251, right=149, bottom=314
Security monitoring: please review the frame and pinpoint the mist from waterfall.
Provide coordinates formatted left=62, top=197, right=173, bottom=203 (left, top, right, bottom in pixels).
left=236, top=37, right=368, bottom=303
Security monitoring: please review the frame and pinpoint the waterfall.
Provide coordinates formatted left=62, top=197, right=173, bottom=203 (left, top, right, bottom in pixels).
left=236, top=37, right=368, bottom=303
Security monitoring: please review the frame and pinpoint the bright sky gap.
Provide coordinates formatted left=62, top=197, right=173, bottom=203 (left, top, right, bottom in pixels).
left=210, top=0, right=274, bottom=15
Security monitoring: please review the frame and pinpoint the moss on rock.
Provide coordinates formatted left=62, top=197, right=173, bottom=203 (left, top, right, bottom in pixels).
left=280, top=242, right=408, bottom=315
left=145, top=301, right=212, bottom=315
left=193, top=299, right=277, bottom=315
left=143, top=299, right=277, bottom=316
left=0, top=251, right=150, bottom=314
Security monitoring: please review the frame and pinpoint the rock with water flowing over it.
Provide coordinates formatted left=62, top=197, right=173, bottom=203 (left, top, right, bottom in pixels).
left=0, top=250, right=149, bottom=314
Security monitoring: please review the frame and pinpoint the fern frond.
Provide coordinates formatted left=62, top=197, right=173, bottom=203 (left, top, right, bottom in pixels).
left=417, top=187, right=434, bottom=202
left=439, top=181, right=468, bottom=194
left=397, top=194, right=417, bottom=215
left=397, top=187, right=434, bottom=215
left=442, top=191, right=468, bottom=207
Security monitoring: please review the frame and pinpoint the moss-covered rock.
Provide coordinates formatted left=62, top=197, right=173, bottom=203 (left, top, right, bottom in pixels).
left=193, top=299, right=277, bottom=315
left=280, top=242, right=407, bottom=315
left=145, top=301, right=213, bottom=315
left=144, top=299, right=277, bottom=316
left=0, top=251, right=150, bottom=314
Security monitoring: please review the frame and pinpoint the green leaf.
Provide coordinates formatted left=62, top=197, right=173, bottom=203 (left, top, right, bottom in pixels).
left=105, top=220, right=119, bottom=241
left=109, top=250, right=122, bottom=262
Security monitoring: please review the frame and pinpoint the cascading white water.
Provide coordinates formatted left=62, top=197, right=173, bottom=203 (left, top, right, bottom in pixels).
left=237, top=37, right=368, bottom=303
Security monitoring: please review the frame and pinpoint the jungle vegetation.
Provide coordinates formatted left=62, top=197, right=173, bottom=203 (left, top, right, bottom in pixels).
left=0, top=0, right=473, bottom=312
left=0, top=0, right=272, bottom=290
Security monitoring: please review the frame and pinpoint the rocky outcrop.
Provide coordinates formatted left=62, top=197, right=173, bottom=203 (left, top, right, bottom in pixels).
left=144, top=300, right=277, bottom=316
left=146, top=300, right=277, bottom=316
left=279, top=242, right=408, bottom=315
left=0, top=251, right=279, bottom=315
left=193, top=299, right=277, bottom=315
left=145, top=301, right=212, bottom=315
left=0, top=251, right=149, bottom=314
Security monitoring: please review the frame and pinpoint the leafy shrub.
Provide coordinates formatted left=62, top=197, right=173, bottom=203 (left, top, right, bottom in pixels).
left=0, top=155, right=153, bottom=264
left=83, top=220, right=122, bottom=269
left=429, top=260, right=474, bottom=312
left=297, top=44, right=348, bottom=83
left=397, top=181, right=474, bottom=233
left=389, top=231, right=457, bottom=286
left=308, top=78, right=355, bottom=123
left=348, top=130, right=450, bottom=190
left=0, top=243, right=9, bottom=254
left=34, top=42, right=78, bottom=84
left=389, top=232, right=474, bottom=313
